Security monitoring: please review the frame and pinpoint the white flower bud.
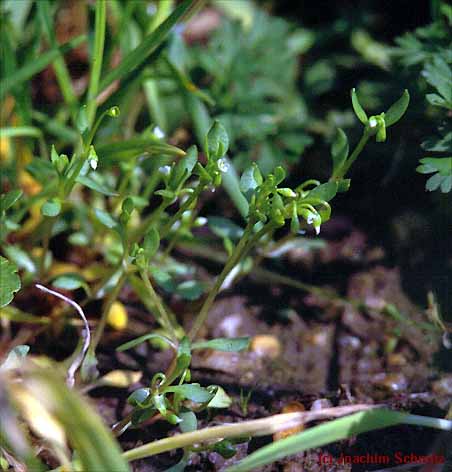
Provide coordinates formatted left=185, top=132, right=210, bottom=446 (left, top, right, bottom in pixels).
left=153, top=126, right=165, bottom=139
left=217, top=158, right=229, bottom=173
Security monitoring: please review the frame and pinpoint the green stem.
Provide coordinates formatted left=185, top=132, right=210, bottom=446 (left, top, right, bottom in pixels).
left=189, top=221, right=271, bottom=340
left=86, top=0, right=107, bottom=125
left=37, top=0, right=78, bottom=122
left=139, top=270, right=178, bottom=340
left=132, top=199, right=169, bottom=243
left=160, top=187, right=202, bottom=238
left=92, top=270, right=127, bottom=349
left=334, top=127, right=370, bottom=179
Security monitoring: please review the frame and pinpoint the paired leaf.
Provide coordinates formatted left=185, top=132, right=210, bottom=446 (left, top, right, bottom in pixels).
left=351, top=88, right=368, bottom=124
left=385, top=90, right=410, bottom=127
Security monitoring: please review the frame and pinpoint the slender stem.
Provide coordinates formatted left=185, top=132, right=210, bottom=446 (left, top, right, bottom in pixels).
left=86, top=0, right=107, bottom=125
left=139, top=269, right=178, bottom=340
left=189, top=221, right=272, bottom=340
left=38, top=218, right=54, bottom=277
left=132, top=199, right=169, bottom=243
left=160, top=187, right=202, bottom=237
left=92, top=271, right=127, bottom=349
left=334, top=127, right=370, bottom=179
left=123, top=404, right=378, bottom=462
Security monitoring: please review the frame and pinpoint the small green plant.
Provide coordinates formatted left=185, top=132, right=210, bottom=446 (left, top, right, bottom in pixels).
left=1, top=1, right=449, bottom=471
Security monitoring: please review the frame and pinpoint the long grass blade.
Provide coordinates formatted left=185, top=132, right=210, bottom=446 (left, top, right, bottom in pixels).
left=0, top=35, right=87, bottom=100
left=226, top=409, right=452, bottom=472
left=98, top=0, right=194, bottom=93
left=86, top=0, right=107, bottom=125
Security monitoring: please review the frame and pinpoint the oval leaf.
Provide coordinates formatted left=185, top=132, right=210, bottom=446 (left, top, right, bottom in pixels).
left=351, top=88, right=368, bottom=124
left=385, top=90, right=410, bottom=127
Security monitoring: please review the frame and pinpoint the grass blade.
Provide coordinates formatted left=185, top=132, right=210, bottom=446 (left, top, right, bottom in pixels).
left=11, top=366, right=130, bottom=472
left=0, top=35, right=87, bottom=100
left=86, top=0, right=107, bottom=125
left=96, top=137, right=186, bottom=163
left=226, top=409, right=452, bottom=472
left=98, top=0, right=194, bottom=93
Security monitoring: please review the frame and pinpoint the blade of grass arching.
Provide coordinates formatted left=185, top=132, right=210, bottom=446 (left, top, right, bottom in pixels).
left=0, top=35, right=87, bottom=100
left=225, top=409, right=452, bottom=472
left=184, top=93, right=249, bottom=218
left=0, top=126, right=42, bottom=139
left=37, top=0, right=78, bottom=120
left=98, top=0, right=194, bottom=93
left=16, top=367, right=130, bottom=472
left=86, top=0, right=107, bottom=125
left=96, top=137, right=185, bottom=164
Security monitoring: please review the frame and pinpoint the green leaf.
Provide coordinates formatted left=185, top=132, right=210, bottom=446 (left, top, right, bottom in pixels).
left=213, top=440, right=236, bottom=459
left=175, top=280, right=206, bottom=301
left=97, top=138, right=185, bottom=163
left=143, top=229, right=160, bottom=260
left=99, top=0, right=194, bottom=92
left=128, top=388, right=151, bottom=407
left=0, top=256, right=21, bottom=308
left=117, top=333, right=174, bottom=352
left=179, top=410, right=197, bottom=433
left=0, top=189, right=23, bottom=213
left=76, top=106, right=89, bottom=134
left=417, top=157, right=452, bottom=193
left=426, top=173, right=444, bottom=191
left=168, top=336, right=192, bottom=384
left=206, top=386, right=232, bottom=408
left=94, top=209, right=117, bottom=229
left=240, top=164, right=262, bottom=198
left=165, top=384, right=214, bottom=403
left=384, top=90, right=410, bottom=127
left=192, top=337, right=250, bottom=352
left=76, top=174, right=118, bottom=196
left=51, top=274, right=87, bottom=292
left=351, top=88, right=368, bottom=124
left=305, top=181, right=338, bottom=202
left=26, top=158, right=57, bottom=183
left=3, top=245, right=36, bottom=273
left=41, top=199, right=61, bottom=217
left=206, top=120, right=229, bottom=160
left=330, top=128, right=349, bottom=173
left=208, top=217, right=244, bottom=241
left=422, top=56, right=452, bottom=104
left=0, top=35, right=87, bottom=99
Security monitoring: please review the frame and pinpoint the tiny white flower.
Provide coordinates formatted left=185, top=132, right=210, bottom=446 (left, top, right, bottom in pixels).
left=369, top=117, right=378, bottom=128
left=195, top=216, right=207, bottom=226
left=307, top=214, right=315, bottom=225
left=159, top=165, right=171, bottom=176
left=153, top=126, right=165, bottom=139
left=314, top=225, right=320, bottom=235
left=217, top=158, right=229, bottom=173
left=89, top=158, right=98, bottom=170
